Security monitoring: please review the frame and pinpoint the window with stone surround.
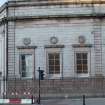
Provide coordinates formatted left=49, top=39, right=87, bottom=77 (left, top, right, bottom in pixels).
left=73, top=44, right=92, bottom=77
left=45, top=46, right=64, bottom=78
left=20, top=54, right=33, bottom=78
left=17, top=46, right=36, bottom=78
left=48, top=53, right=60, bottom=74
left=76, top=53, right=88, bottom=73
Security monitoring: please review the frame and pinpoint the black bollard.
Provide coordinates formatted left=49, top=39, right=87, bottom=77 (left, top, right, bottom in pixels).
left=83, top=95, right=86, bottom=105
left=37, top=98, right=40, bottom=104
left=31, top=95, right=34, bottom=104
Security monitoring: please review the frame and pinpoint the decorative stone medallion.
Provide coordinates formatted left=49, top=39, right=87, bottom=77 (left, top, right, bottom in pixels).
left=50, top=36, right=58, bottom=44
left=78, top=36, right=86, bottom=44
left=23, top=38, right=31, bottom=46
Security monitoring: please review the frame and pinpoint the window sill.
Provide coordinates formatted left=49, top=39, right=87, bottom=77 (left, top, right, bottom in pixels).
left=76, top=73, right=89, bottom=77
left=20, top=77, right=34, bottom=80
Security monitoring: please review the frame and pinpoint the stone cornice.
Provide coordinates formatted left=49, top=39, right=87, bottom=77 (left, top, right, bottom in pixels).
left=0, top=13, right=105, bottom=25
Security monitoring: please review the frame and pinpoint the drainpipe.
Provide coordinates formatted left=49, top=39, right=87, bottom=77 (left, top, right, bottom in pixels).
left=5, top=2, right=9, bottom=98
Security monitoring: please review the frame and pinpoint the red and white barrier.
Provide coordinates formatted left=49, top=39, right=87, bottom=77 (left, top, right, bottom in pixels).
left=0, top=99, right=32, bottom=104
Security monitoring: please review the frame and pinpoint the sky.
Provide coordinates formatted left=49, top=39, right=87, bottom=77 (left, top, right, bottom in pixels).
left=0, top=0, right=7, bottom=6
left=0, top=0, right=105, bottom=6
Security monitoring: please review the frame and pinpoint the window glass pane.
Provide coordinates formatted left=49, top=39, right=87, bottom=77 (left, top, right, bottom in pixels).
left=49, top=66, right=54, bottom=70
left=49, top=66, right=54, bottom=74
left=55, top=53, right=59, bottom=59
left=55, top=60, right=60, bottom=65
left=21, top=55, right=25, bottom=60
left=77, top=65, right=82, bottom=71
left=55, top=66, right=60, bottom=71
left=83, top=60, right=87, bottom=64
left=25, top=55, right=33, bottom=77
left=21, top=55, right=26, bottom=77
left=22, top=71, right=26, bottom=77
left=77, top=65, right=82, bottom=73
left=48, top=54, right=54, bottom=59
left=76, top=53, right=81, bottom=59
left=77, top=60, right=82, bottom=64
left=83, top=65, right=88, bottom=70
left=55, top=69, right=60, bottom=74
left=49, top=70, right=54, bottom=74
left=77, top=70, right=82, bottom=73
left=55, top=71, right=60, bottom=74
left=49, top=60, right=54, bottom=65
left=21, top=54, right=33, bottom=77
left=82, top=53, right=87, bottom=59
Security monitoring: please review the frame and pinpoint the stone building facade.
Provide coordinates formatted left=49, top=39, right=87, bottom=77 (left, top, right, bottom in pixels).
left=0, top=0, right=105, bottom=98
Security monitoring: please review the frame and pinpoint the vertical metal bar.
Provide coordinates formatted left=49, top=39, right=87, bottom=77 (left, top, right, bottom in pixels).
left=74, top=49, right=76, bottom=77
left=90, top=48, right=91, bottom=76
left=31, top=95, right=34, bottom=104
left=38, top=67, right=41, bottom=104
left=33, top=48, right=36, bottom=79
left=83, top=95, right=86, bottom=105
left=61, top=49, right=63, bottom=80
left=33, top=48, right=35, bottom=103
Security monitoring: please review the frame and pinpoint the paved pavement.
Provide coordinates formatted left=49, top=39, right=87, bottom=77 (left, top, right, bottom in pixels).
left=39, top=98, right=105, bottom=105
